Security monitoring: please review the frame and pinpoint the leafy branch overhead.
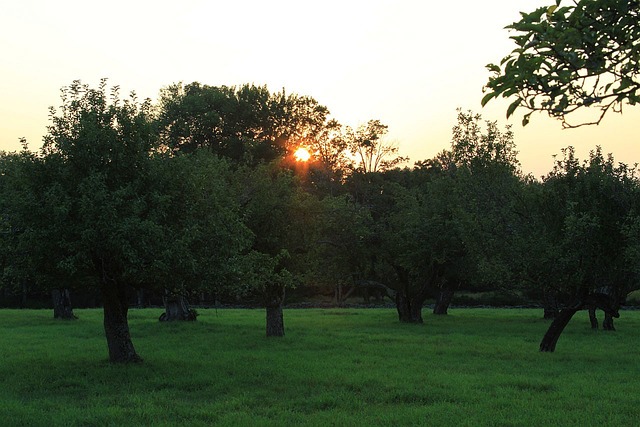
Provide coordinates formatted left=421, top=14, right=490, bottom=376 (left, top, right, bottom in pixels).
left=483, top=0, right=640, bottom=128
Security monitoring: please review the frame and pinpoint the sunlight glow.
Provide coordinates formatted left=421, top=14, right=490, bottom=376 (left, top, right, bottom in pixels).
left=293, top=147, right=311, bottom=162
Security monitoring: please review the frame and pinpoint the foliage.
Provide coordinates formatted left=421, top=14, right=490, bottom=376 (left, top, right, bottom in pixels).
left=484, top=0, right=640, bottom=127
left=531, top=146, right=639, bottom=305
left=156, top=82, right=332, bottom=163
left=433, top=110, right=523, bottom=291
left=309, top=194, right=375, bottom=291
left=233, top=163, right=318, bottom=302
left=35, top=79, right=157, bottom=287
left=145, top=151, right=252, bottom=297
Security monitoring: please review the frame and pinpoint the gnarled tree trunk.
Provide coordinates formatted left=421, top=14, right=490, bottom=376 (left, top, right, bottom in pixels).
left=160, top=291, right=197, bottom=321
left=396, top=292, right=425, bottom=323
left=52, top=288, right=77, bottom=319
left=266, top=285, right=285, bottom=337
left=540, top=307, right=580, bottom=352
left=102, top=281, right=142, bottom=363
left=433, top=286, right=455, bottom=315
left=540, top=292, right=620, bottom=352
left=393, top=266, right=429, bottom=323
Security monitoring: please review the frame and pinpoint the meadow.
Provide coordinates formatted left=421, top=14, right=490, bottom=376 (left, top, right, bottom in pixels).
left=1, top=307, right=639, bottom=426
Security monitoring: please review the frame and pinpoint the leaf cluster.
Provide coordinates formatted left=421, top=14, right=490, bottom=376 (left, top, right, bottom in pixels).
left=483, top=0, right=640, bottom=127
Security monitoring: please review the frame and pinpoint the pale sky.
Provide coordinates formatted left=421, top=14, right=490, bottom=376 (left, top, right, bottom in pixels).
left=1, top=0, right=637, bottom=178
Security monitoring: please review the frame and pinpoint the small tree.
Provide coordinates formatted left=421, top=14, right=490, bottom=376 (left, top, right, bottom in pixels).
left=237, top=163, right=317, bottom=336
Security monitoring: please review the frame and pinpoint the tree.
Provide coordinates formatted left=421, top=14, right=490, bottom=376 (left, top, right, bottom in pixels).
left=345, top=120, right=408, bottom=174
left=536, top=147, right=640, bottom=351
left=378, top=174, right=464, bottom=322
left=483, top=0, right=640, bottom=128
left=428, top=111, right=523, bottom=314
left=236, top=163, right=316, bottom=336
left=35, top=79, right=162, bottom=362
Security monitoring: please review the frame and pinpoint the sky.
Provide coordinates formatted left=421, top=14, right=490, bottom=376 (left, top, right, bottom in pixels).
left=1, top=0, right=637, bottom=178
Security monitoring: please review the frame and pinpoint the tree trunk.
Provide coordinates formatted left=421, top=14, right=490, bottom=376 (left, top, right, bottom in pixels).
left=542, top=288, right=559, bottom=319
left=334, top=284, right=343, bottom=306
left=588, top=307, right=598, bottom=329
left=603, top=312, right=616, bottom=331
left=136, top=288, right=146, bottom=308
left=539, top=307, right=579, bottom=352
left=102, top=282, right=142, bottom=363
left=541, top=292, right=620, bottom=352
left=160, top=292, right=197, bottom=321
left=52, top=288, right=77, bottom=319
left=396, top=292, right=424, bottom=323
left=266, top=304, right=285, bottom=337
left=433, top=287, right=454, bottom=315
left=266, top=286, right=285, bottom=337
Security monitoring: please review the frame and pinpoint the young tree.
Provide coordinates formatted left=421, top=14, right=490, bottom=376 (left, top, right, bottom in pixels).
left=237, top=163, right=317, bottom=336
left=483, top=0, right=640, bottom=128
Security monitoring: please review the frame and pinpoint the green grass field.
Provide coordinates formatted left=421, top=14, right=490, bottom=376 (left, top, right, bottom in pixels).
left=0, top=308, right=638, bottom=426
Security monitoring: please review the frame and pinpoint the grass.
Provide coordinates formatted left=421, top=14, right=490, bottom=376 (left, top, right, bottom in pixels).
left=0, top=307, right=639, bottom=426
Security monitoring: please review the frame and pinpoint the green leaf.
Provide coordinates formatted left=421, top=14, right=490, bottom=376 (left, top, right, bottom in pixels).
left=481, top=92, right=496, bottom=107
left=506, top=99, right=520, bottom=118
left=486, top=63, right=501, bottom=73
left=522, top=112, right=532, bottom=126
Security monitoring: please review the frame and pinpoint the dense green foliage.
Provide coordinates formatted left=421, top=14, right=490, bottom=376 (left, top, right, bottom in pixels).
left=484, top=0, right=640, bottom=127
left=1, top=78, right=638, bottom=361
left=1, top=308, right=639, bottom=425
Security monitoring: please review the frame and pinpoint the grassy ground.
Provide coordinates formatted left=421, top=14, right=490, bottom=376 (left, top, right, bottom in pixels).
left=0, top=307, right=639, bottom=426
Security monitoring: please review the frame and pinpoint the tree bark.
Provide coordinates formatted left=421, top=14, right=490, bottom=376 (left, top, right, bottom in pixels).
left=396, top=292, right=424, bottom=323
left=433, top=287, right=454, bottom=315
left=540, top=307, right=579, bottom=352
left=102, top=281, right=142, bottom=363
left=588, top=307, right=598, bottom=329
left=136, top=288, right=146, bottom=308
left=603, top=312, right=616, bottom=331
left=334, top=284, right=343, bottom=306
left=160, top=291, right=197, bottom=321
left=542, top=288, right=559, bottom=319
left=540, top=293, right=620, bottom=352
left=52, top=288, right=77, bottom=319
left=266, top=286, right=285, bottom=337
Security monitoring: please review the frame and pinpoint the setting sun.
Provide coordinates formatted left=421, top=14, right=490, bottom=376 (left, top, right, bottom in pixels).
left=293, top=147, right=311, bottom=162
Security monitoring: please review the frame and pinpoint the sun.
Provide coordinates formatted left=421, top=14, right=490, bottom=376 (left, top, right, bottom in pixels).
left=293, top=147, right=311, bottom=162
